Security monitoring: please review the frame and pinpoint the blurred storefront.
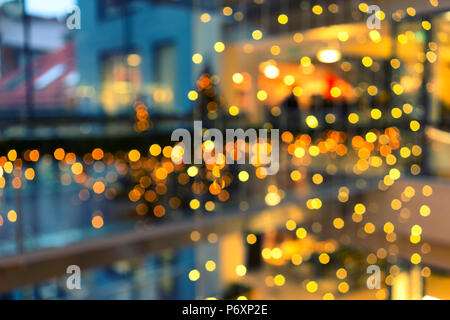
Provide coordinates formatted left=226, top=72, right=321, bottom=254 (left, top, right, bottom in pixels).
left=1, top=0, right=450, bottom=301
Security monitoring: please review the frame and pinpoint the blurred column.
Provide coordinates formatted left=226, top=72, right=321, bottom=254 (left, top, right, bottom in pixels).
left=420, top=16, right=433, bottom=176
left=392, top=265, right=424, bottom=300
left=219, top=232, right=245, bottom=288
left=21, top=0, right=34, bottom=119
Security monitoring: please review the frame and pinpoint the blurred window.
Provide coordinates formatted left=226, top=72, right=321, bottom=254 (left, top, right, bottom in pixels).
left=0, top=47, right=20, bottom=78
left=101, top=52, right=142, bottom=115
left=153, top=43, right=175, bottom=110
left=98, top=0, right=126, bottom=19
left=432, top=13, right=450, bottom=129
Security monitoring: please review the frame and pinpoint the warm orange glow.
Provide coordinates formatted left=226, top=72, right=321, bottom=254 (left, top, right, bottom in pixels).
left=92, top=216, right=104, bottom=229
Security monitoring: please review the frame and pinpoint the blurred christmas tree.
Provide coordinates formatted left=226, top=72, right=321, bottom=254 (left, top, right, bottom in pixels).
left=194, top=66, right=224, bottom=129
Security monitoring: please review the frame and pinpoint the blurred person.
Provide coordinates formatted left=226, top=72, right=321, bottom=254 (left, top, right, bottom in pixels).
left=280, top=91, right=301, bottom=133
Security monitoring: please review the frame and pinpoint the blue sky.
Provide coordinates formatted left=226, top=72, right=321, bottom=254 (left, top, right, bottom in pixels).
left=21, top=0, right=76, bottom=18
left=0, top=0, right=76, bottom=17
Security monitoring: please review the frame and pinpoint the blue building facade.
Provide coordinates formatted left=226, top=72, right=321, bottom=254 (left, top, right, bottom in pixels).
left=75, top=0, right=194, bottom=117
